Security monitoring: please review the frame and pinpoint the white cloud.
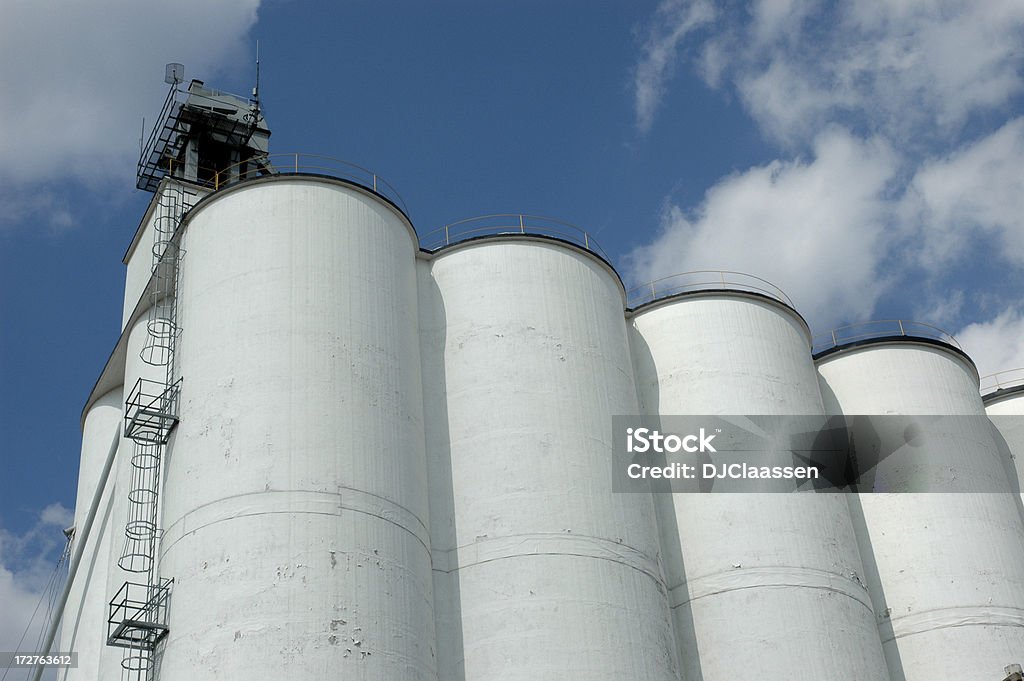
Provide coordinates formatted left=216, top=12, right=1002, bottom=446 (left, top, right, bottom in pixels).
left=0, top=563, right=51, bottom=673
left=629, top=0, right=1024, bottom=343
left=841, top=0, right=1024, bottom=132
left=735, top=57, right=845, bottom=146
left=632, top=0, right=715, bottom=134
left=624, top=118, right=1024, bottom=335
left=903, top=117, right=1024, bottom=268
left=0, top=0, right=260, bottom=190
left=0, top=192, right=77, bottom=233
left=0, top=505, right=73, bottom=663
left=956, top=309, right=1024, bottom=379
left=749, top=0, right=815, bottom=47
left=625, top=128, right=899, bottom=329
left=680, top=0, right=1024, bottom=147
left=40, top=504, right=73, bottom=529
left=913, top=289, right=965, bottom=329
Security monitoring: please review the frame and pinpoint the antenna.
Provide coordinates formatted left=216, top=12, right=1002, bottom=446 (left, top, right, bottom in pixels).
left=248, top=41, right=262, bottom=125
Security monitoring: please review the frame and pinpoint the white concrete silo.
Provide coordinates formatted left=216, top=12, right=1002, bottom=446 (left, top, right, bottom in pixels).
left=630, top=287, right=890, bottom=681
left=983, top=374, right=1024, bottom=500
left=60, top=387, right=123, bottom=681
left=816, top=337, right=1024, bottom=681
left=420, top=234, right=680, bottom=681
left=156, top=176, right=438, bottom=681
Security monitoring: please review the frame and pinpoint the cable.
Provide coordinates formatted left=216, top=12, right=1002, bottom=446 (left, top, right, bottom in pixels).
left=1, top=538, right=71, bottom=681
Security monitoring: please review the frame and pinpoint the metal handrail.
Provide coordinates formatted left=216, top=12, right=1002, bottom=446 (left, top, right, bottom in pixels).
left=980, top=368, right=1024, bottom=395
left=177, top=153, right=408, bottom=215
left=812, top=320, right=961, bottom=355
left=626, top=270, right=794, bottom=308
left=419, top=214, right=610, bottom=260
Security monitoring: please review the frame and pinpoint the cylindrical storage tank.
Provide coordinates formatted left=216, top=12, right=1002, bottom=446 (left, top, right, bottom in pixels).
left=424, top=237, right=679, bottom=681
left=631, top=291, right=889, bottom=681
left=158, top=177, right=436, bottom=680
left=816, top=339, right=1024, bottom=681
left=61, top=387, right=124, bottom=681
left=983, top=382, right=1024, bottom=501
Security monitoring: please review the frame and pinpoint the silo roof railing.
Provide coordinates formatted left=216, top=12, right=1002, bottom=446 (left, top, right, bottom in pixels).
left=204, top=153, right=409, bottom=215
left=626, top=271, right=795, bottom=309
left=980, top=368, right=1024, bottom=395
left=812, top=320, right=961, bottom=355
left=420, top=214, right=611, bottom=260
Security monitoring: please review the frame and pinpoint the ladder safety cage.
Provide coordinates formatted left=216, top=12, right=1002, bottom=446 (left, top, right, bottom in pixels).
left=124, top=377, right=182, bottom=445
left=107, top=579, right=174, bottom=650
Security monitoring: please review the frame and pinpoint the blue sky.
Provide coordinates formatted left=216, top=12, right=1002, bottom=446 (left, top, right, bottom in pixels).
left=2, top=0, right=1023, bottom=653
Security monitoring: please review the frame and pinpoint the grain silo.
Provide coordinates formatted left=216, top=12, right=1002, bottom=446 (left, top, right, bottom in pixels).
left=158, top=176, right=436, bottom=681
left=816, top=326, right=1024, bottom=681
left=420, top=227, right=678, bottom=680
left=629, top=278, right=890, bottom=681
left=982, top=370, right=1024, bottom=501
left=60, top=388, right=122, bottom=681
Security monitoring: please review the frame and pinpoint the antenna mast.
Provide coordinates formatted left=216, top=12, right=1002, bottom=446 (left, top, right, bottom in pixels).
left=251, top=40, right=261, bottom=122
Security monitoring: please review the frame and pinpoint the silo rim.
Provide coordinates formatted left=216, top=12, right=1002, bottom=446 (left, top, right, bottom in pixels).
left=979, top=368, right=1024, bottom=397
left=813, top=335, right=979, bottom=382
left=626, top=288, right=812, bottom=344
left=421, top=233, right=626, bottom=303
left=182, top=173, right=417, bottom=245
left=982, top=383, right=1024, bottom=406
